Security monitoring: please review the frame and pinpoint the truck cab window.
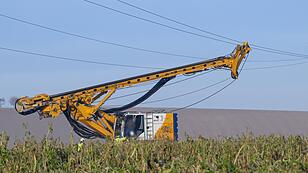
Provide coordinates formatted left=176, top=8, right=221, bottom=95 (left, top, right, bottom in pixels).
left=124, top=115, right=144, bottom=138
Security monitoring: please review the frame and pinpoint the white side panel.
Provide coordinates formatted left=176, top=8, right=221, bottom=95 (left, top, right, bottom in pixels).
left=152, top=113, right=167, bottom=139
left=123, top=112, right=168, bottom=140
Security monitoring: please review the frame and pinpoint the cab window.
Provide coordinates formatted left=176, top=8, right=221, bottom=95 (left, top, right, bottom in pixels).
left=124, top=115, right=144, bottom=138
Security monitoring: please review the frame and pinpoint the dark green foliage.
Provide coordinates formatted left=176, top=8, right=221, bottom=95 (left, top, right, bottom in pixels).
left=0, top=132, right=308, bottom=172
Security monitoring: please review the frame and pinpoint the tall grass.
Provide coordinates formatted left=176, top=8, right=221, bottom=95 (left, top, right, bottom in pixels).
left=1, top=129, right=308, bottom=172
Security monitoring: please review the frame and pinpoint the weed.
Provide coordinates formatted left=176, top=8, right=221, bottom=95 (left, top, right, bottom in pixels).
left=0, top=132, right=308, bottom=172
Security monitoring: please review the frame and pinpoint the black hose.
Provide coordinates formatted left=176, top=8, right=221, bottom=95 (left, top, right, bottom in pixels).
left=103, top=76, right=174, bottom=113
left=63, top=109, right=103, bottom=139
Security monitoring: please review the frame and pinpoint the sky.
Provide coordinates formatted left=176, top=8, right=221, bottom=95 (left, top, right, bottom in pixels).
left=0, top=0, right=307, bottom=111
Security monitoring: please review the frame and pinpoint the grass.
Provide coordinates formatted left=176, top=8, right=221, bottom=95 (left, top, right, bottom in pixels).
left=1, top=128, right=308, bottom=172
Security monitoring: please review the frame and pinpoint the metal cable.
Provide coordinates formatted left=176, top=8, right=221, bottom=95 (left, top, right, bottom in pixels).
left=116, top=0, right=241, bottom=43
left=142, top=78, right=229, bottom=104
left=0, top=46, right=164, bottom=70
left=170, top=79, right=234, bottom=112
left=170, top=53, right=249, bottom=112
left=0, top=13, right=202, bottom=60
left=82, top=0, right=236, bottom=45
left=247, top=58, right=307, bottom=63
left=1, top=11, right=307, bottom=64
left=114, top=0, right=308, bottom=59
left=244, top=61, right=308, bottom=70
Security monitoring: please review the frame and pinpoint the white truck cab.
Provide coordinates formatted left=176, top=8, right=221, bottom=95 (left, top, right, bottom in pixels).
left=114, top=112, right=178, bottom=141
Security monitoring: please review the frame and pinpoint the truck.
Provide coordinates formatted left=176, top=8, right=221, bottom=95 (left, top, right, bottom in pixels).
left=114, top=112, right=178, bottom=141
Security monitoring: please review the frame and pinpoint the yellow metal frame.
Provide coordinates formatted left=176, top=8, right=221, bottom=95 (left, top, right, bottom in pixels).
left=15, top=42, right=250, bottom=139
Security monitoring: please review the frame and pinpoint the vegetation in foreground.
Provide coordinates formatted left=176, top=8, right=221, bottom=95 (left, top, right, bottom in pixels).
left=1, top=129, right=308, bottom=173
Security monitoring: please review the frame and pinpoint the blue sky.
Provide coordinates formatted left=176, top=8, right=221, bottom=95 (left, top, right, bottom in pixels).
left=0, top=0, right=307, bottom=111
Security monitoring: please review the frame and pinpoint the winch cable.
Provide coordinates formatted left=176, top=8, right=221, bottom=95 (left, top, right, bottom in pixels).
left=171, top=53, right=249, bottom=112
left=142, top=78, right=229, bottom=104
left=170, top=79, right=235, bottom=112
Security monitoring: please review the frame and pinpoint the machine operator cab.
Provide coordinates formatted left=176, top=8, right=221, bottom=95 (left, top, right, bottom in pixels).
left=114, top=112, right=178, bottom=141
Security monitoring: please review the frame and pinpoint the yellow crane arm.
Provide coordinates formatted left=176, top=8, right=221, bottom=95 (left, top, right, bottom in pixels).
left=15, top=42, right=250, bottom=139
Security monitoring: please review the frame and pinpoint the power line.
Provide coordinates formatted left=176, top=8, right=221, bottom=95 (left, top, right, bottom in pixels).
left=0, top=13, right=202, bottom=60
left=0, top=46, right=164, bottom=70
left=104, top=0, right=308, bottom=58
left=247, top=58, right=307, bottom=63
left=244, top=61, right=308, bottom=70
left=82, top=0, right=236, bottom=45
left=1, top=12, right=305, bottom=75
left=252, top=47, right=308, bottom=58
left=1, top=3, right=306, bottom=112
left=251, top=44, right=308, bottom=58
left=1, top=12, right=306, bottom=64
left=115, top=0, right=240, bottom=44
left=2, top=45, right=307, bottom=74
left=114, top=0, right=308, bottom=59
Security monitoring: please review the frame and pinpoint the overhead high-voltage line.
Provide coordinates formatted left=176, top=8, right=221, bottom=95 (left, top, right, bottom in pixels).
left=1, top=12, right=306, bottom=65
left=83, top=0, right=308, bottom=59
left=4, top=43, right=306, bottom=107
left=0, top=13, right=202, bottom=60
left=0, top=46, right=164, bottom=70
left=1, top=45, right=307, bottom=76
left=244, top=61, right=308, bottom=70
left=114, top=0, right=308, bottom=58
left=115, top=0, right=240, bottom=44
left=1, top=1, right=305, bottom=115
left=82, top=0, right=237, bottom=46
left=1, top=9, right=306, bottom=70
left=247, top=58, right=307, bottom=63
left=2, top=41, right=232, bottom=108
left=1, top=45, right=238, bottom=105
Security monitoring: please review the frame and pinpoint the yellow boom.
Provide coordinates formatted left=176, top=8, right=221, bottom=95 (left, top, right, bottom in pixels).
left=15, top=42, right=250, bottom=139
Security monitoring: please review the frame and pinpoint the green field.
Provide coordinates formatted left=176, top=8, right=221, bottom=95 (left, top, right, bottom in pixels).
left=1, top=130, right=308, bottom=173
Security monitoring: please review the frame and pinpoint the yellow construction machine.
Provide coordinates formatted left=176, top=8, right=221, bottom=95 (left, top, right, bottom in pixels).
left=15, top=42, right=250, bottom=140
